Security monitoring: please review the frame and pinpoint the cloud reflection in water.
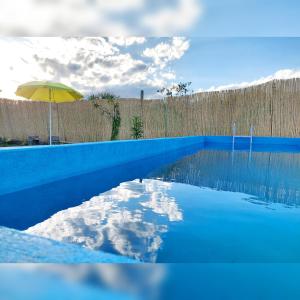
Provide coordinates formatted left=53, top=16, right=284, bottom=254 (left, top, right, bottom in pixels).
left=26, top=179, right=183, bottom=262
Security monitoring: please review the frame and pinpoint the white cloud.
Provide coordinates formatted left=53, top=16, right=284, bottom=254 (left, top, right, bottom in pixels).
left=0, top=0, right=144, bottom=35
left=160, top=71, right=176, bottom=80
left=142, top=0, right=202, bottom=35
left=97, top=0, right=144, bottom=12
left=143, top=37, right=190, bottom=68
left=108, top=37, right=147, bottom=47
left=200, top=69, right=300, bottom=92
left=0, top=0, right=203, bottom=36
left=0, top=37, right=183, bottom=99
left=26, top=179, right=182, bottom=262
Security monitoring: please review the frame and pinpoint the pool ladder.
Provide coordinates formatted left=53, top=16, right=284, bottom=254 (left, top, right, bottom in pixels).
left=232, top=123, right=254, bottom=164
left=232, top=123, right=254, bottom=149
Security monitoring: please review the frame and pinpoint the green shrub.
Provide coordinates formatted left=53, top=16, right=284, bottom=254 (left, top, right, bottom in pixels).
left=87, top=92, right=121, bottom=141
left=131, top=116, right=144, bottom=139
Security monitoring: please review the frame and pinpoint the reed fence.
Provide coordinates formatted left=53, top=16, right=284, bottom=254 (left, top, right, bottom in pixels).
left=0, top=79, right=299, bottom=142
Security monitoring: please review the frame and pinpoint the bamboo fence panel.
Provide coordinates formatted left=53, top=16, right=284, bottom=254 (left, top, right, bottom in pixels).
left=0, top=79, right=299, bottom=142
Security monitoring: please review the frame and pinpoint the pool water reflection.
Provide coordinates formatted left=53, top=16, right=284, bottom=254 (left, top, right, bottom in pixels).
left=26, top=179, right=181, bottom=262
left=21, top=146, right=300, bottom=263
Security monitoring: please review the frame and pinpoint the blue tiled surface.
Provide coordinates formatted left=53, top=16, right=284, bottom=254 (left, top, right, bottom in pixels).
left=1, top=135, right=300, bottom=195
left=0, top=136, right=205, bottom=263
left=1, top=135, right=300, bottom=263
left=0, top=226, right=135, bottom=263
left=0, top=266, right=133, bottom=299
left=204, top=135, right=300, bottom=146
left=0, top=136, right=205, bottom=195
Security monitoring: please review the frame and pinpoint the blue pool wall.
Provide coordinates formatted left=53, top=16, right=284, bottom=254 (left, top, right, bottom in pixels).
left=1, top=135, right=300, bottom=196
left=0, top=136, right=205, bottom=195
left=205, top=136, right=300, bottom=146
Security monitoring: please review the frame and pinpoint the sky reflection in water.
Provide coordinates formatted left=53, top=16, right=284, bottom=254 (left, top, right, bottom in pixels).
left=25, top=148, right=300, bottom=263
left=26, top=179, right=182, bottom=262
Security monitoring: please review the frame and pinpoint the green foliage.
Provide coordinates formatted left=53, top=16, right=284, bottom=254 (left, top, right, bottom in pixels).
left=174, top=82, right=192, bottom=96
left=157, top=86, right=173, bottom=98
left=0, top=137, right=7, bottom=146
left=87, top=92, right=121, bottom=141
left=131, top=116, right=144, bottom=139
left=99, top=92, right=119, bottom=101
left=157, top=81, right=192, bottom=98
left=87, top=92, right=119, bottom=102
left=157, top=82, right=192, bottom=137
left=0, top=137, right=27, bottom=147
left=111, top=103, right=121, bottom=140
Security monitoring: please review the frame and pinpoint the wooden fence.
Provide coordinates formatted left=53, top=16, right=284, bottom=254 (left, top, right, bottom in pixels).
left=0, top=78, right=300, bottom=142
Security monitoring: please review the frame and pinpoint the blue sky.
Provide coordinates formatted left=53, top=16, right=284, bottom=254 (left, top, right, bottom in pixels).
left=173, top=38, right=300, bottom=91
left=195, top=0, right=300, bottom=36
left=0, top=0, right=300, bottom=99
left=0, top=37, right=300, bottom=99
left=0, top=0, right=300, bottom=100
left=0, top=0, right=299, bottom=36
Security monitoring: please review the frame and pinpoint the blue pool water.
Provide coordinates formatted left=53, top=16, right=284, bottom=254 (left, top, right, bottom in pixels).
left=1, top=143, right=300, bottom=263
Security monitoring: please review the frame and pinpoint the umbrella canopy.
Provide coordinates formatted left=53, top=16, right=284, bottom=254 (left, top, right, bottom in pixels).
left=15, top=81, right=83, bottom=145
left=16, top=81, right=83, bottom=102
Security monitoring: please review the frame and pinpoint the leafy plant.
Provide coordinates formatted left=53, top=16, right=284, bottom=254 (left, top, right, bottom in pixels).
left=157, top=86, right=174, bottom=98
left=110, top=103, right=121, bottom=140
left=157, top=81, right=192, bottom=98
left=87, top=92, right=121, bottom=140
left=174, top=81, right=192, bottom=96
left=157, top=82, right=192, bottom=137
left=131, top=116, right=144, bottom=139
left=0, top=137, right=27, bottom=147
left=0, top=137, right=7, bottom=145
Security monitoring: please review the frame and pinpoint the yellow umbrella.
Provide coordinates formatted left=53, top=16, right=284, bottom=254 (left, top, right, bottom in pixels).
left=16, top=81, right=83, bottom=145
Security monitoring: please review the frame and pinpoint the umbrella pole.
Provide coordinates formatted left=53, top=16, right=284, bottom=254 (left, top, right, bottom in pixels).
left=49, top=89, right=52, bottom=145
left=49, top=102, right=52, bottom=145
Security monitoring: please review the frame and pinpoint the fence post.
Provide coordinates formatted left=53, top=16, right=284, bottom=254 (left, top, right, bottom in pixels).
left=140, top=90, right=144, bottom=119
left=163, top=98, right=168, bottom=137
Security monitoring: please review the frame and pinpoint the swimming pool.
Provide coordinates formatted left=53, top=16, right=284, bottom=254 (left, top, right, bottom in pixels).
left=1, top=139, right=300, bottom=263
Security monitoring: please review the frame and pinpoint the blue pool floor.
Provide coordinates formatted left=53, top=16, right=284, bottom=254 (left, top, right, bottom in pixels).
left=1, top=143, right=300, bottom=263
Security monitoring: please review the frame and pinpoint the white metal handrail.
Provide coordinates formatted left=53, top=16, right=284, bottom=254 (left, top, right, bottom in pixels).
left=232, top=123, right=254, bottom=148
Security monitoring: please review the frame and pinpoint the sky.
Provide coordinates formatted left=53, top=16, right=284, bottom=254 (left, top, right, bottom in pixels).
left=0, top=0, right=300, bottom=99
left=0, top=0, right=299, bottom=36
left=0, top=37, right=300, bottom=99
left=196, top=0, right=300, bottom=36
